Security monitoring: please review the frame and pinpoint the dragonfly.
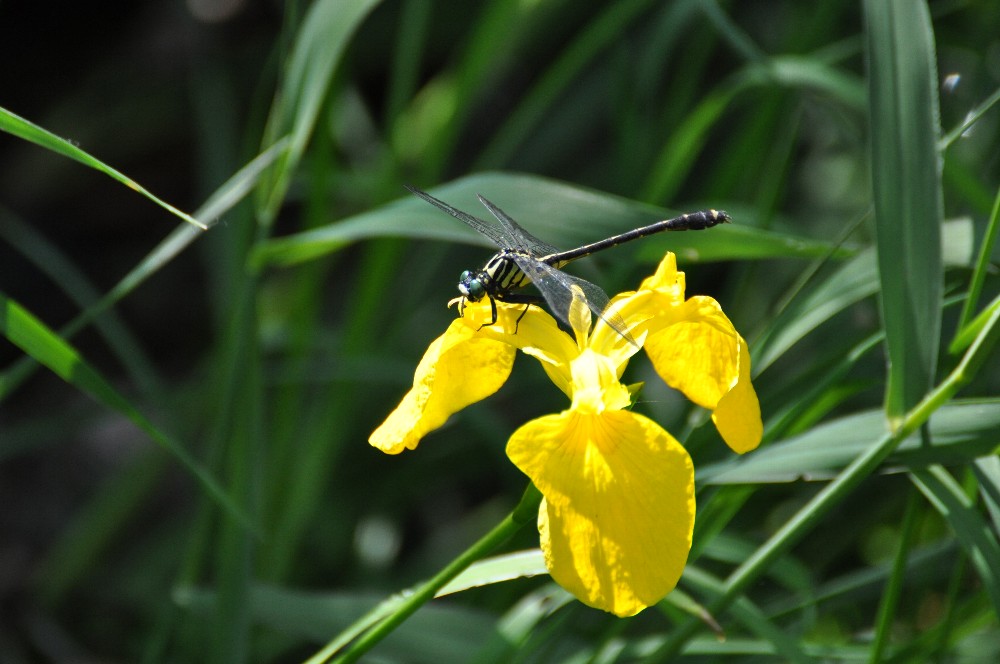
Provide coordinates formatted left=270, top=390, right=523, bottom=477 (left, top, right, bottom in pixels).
left=406, top=185, right=730, bottom=344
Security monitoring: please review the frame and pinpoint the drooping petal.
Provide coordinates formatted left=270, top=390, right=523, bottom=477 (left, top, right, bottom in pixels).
left=711, top=335, right=762, bottom=453
left=644, top=297, right=762, bottom=453
left=369, top=319, right=516, bottom=454
left=507, top=409, right=695, bottom=616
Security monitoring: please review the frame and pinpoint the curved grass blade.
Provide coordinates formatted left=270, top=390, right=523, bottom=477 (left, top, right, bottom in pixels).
left=952, top=186, right=1000, bottom=352
left=0, top=140, right=288, bottom=401
left=700, top=400, right=1000, bottom=486
left=436, top=550, right=548, bottom=596
left=753, top=249, right=878, bottom=372
left=0, top=105, right=206, bottom=229
left=0, top=292, right=253, bottom=531
left=256, top=0, right=382, bottom=224
left=254, top=172, right=836, bottom=268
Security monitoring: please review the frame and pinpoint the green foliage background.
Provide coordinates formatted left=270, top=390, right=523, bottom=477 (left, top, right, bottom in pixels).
left=2, top=0, right=999, bottom=661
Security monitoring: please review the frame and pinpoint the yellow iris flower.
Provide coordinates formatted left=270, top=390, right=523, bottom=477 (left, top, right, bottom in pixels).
left=370, top=252, right=762, bottom=616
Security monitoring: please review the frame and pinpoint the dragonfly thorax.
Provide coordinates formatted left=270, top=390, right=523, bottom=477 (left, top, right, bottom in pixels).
left=458, top=250, right=532, bottom=303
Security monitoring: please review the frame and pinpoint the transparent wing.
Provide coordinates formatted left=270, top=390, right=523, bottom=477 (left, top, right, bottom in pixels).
left=405, top=185, right=509, bottom=248
left=476, top=194, right=561, bottom=257
left=509, top=255, right=636, bottom=346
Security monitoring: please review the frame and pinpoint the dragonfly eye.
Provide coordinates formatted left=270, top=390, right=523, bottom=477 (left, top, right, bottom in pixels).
left=458, top=270, right=486, bottom=301
left=465, top=278, right=486, bottom=301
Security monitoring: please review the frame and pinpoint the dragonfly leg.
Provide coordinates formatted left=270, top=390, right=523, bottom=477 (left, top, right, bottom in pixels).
left=514, top=305, right=530, bottom=333
left=472, top=296, right=500, bottom=332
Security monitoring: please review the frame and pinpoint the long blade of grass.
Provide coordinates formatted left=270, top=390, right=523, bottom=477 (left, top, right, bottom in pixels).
left=254, top=172, right=836, bottom=268
left=939, top=83, right=1000, bottom=150
left=0, top=292, right=252, bottom=530
left=952, top=184, right=1000, bottom=351
left=0, top=207, right=160, bottom=396
left=0, top=105, right=206, bottom=229
left=700, top=399, right=1000, bottom=485
left=753, top=249, right=878, bottom=372
left=864, top=0, right=944, bottom=424
left=256, top=0, right=381, bottom=225
left=0, top=140, right=288, bottom=401
left=870, top=488, right=921, bottom=663
left=911, top=465, right=1000, bottom=615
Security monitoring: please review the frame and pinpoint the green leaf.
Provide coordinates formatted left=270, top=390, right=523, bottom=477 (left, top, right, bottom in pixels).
left=254, top=171, right=837, bottom=268
left=911, top=466, right=1000, bottom=615
left=701, top=400, right=1000, bottom=485
left=754, top=249, right=878, bottom=372
left=0, top=140, right=288, bottom=401
left=0, top=105, right=206, bottom=229
left=437, top=549, right=547, bottom=596
left=864, top=0, right=944, bottom=423
left=257, top=0, right=382, bottom=223
left=0, top=291, right=252, bottom=530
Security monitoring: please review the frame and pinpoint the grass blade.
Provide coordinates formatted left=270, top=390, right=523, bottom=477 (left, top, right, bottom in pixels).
left=0, top=105, right=206, bottom=229
left=257, top=0, right=382, bottom=224
left=0, top=291, right=252, bottom=530
left=864, top=0, right=944, bottom=423
left=254, top=172, right=836, bottom=268
left=911, top=465, right=1000, bottom=615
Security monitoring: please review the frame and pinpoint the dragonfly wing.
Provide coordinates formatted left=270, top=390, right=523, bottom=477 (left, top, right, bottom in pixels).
left=509, top=255, right=636, bottom=346
left=405, top=186, right=509, bottom=248
left=477, top=195, right=561, bottom=257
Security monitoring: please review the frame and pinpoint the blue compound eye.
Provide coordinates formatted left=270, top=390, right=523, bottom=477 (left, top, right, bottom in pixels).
left=465, top=279, right=486, bottom=301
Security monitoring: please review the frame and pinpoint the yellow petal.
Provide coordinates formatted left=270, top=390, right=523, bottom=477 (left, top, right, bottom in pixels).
left=369, top=319, right=516, bottom=454
left=569, top=349, right=632, bottom=414
left=645, top=297, right=739, bottom=407
left=644, top=297, right=761, bottom=453
left=711, top=336, right=762, bottom=453
left=462, top=299, right=580, bottom=397
left=508, top=409, right=695, bottom=616
left=637, top=251, right=686, bottom=296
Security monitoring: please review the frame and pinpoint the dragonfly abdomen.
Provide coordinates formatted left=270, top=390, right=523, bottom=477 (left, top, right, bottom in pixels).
left=543, top=209, right=730, bottom=264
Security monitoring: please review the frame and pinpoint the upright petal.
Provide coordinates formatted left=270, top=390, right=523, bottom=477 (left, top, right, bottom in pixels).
left=507, top=409, right=695, bottom=616
left=369, top=319, right=516, bottom=454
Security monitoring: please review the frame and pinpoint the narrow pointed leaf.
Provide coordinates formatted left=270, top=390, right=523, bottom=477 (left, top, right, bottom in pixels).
left=0, top=105, right=205, bottom=229
left=864, top=0, right=944, bottom=423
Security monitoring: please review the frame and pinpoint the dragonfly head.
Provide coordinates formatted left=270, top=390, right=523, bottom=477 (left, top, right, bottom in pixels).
left=458, top=270, right=488, bottom=302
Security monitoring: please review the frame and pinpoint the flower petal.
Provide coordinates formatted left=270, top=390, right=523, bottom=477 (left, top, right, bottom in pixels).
left=644, top=297, right=761, bottom=453
left=508, top=409, right=695, bottom=616
left=369, top=319, right=516, bottom=454
left=712, top=336, right=762, bottom=453
left=462, top=300, right=580, bottom=397
left=606, top=252, right=687, bottom=331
